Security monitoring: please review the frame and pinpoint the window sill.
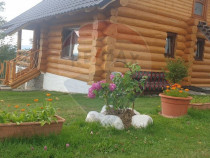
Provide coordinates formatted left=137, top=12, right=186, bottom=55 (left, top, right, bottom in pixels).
left=61, top=56, right=78, bottom=61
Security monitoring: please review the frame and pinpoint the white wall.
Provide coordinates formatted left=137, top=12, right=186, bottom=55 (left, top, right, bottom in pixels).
left=43, top=72, right=91, bottom=94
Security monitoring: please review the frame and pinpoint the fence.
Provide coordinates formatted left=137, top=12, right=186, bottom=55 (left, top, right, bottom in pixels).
left=0, top=60, right=6, bottom=84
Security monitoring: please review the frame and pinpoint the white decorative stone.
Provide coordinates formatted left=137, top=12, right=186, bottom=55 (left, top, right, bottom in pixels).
left=100, top=115, right=124, bottom=130
left=85, top=111, right=104, bottom=122
left=128, top=108, right=141, bottom=115
left=86, top=107, right=153, bottom=130
left=100, top=105, right=113, bottom=114
left=131, top=115, right=153, bottom=128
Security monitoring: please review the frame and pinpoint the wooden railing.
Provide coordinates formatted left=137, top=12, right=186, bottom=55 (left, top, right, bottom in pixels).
left=0, top=60, right=6, bottom=84
left=4, top=49, right=40, bottom=86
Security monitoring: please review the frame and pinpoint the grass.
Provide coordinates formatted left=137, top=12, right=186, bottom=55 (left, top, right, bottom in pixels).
left=191, top=95, right=210, bottom=104
left=0, top=91, right=210, bottom=158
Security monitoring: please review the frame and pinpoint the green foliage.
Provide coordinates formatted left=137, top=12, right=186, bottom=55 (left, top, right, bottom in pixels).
left=0, top=44, right=16, bottom=61
left=111, top=63, right=147, bottom=109
left=0, top=94, right=57, bottom=126
left=90, top=63, right=147, bottom=109
left=191, top=95, right=210, bottom=103
left=164, top=58, right=188, bottom=84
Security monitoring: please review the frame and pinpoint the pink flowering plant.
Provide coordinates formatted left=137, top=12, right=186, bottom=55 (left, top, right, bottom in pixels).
left=88, top=63, right=147, bottom=110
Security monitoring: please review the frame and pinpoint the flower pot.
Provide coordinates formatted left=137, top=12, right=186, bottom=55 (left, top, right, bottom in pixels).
left=0, top=115, right=65, bottom=139
left=159, top=94, right=192, bottom=118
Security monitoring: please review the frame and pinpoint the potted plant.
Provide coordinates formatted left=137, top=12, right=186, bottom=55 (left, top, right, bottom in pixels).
left=160, top=59, right=192, bottom=118
left=87, top=63, right=152, bottom=129
left=0, top=93, right=65, bottom=139
left=159, top=84, right=192, bottom=118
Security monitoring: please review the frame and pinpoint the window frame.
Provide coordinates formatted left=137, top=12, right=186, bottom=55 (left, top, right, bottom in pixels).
left=61, top=27, right=80, bottom=61
left=193, top=0, right=208, bottom=20
left=165, top=32, right=177, bottom=58
left=195, top=38, right=205, bottom=61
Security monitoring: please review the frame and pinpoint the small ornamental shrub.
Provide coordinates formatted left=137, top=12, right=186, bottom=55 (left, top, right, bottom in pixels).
left=163, top=83, right=190, bottom=98
left=88, top=63, right=147, bottom=109
left=164, top=58, right=188, bottom=84
left=0, top=93, right=57, bottom=126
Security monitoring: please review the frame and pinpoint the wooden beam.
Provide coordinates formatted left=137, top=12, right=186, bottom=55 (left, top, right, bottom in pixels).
left=17, top=30, right=22, bottom=50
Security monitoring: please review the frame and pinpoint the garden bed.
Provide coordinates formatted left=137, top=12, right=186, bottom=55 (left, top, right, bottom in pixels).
left=189, top=103, right=210, bottom=110
left=0, top=115, right=65, bottom=139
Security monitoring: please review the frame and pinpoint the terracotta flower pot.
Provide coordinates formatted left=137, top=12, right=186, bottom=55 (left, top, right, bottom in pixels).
left=0, top=115, right=65, bottom=139
left=159, top=93, right=193, bottom=118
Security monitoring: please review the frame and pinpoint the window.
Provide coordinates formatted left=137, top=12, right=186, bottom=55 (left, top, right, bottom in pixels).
left=195, top=38, right=205, bottom=60
left=165, top=33, right=176, bottom=58
left=193, top=0, right=207, bottom=19
left=61, top=27, right=79, bottom=60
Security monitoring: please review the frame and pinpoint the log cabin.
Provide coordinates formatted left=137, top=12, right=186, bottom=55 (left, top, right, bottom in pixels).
left=1, top=0, right=210, bottom=93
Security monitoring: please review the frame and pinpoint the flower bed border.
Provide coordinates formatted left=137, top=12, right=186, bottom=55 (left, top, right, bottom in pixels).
left=189, top=103, right=210, bottom=110
left=0, top=115, right=65, bottom=139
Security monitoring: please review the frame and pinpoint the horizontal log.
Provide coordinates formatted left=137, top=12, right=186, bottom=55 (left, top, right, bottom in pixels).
left=191, top=72, right=210, bottom=78
left=111, top=16, right=188, bottom=35
left=192, top=65, right=210, bottom=73
left=113, top=49, right=166, bottom=62
left=47, top=62, right=89, bottom=75
left=46, top=56, right=90, bottom=69
left=46, top=67, right=89, bottom=82
left=117, top=7, right=188, bottom=28
left=191, top=78, right=210, bottom=84
left=115, top=42, right=165, bottom=54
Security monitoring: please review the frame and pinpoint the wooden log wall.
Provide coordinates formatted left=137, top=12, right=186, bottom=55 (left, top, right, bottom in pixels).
left=39, top=12, right=109, bottom=82
left=99, top=0, right=210, bottom=86
left=191, top=30, right=210, bottom=87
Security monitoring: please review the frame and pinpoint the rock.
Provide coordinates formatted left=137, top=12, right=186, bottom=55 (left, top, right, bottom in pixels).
left=100, top=115, right=124, bottom=130
left=131, top=115, right=153, bottom=128
left=100, top=105, right=113, bottom=114
left=85, top=111, right=104, bottom=122
left=128, top=108, right=141, bottom=115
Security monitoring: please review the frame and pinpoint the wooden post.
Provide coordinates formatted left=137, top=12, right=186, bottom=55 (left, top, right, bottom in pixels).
left=17, top=30, right=22, bottom=50
left=11, top=61, right=16, bottom=82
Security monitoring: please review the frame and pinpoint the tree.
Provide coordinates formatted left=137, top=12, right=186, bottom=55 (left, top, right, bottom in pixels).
left=0, top=1, right=16, bottom=62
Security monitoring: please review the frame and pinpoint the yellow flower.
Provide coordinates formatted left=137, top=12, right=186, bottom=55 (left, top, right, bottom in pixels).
left=21, top=109, right=25, bottom=112
left=34, top=99, right=39, bottom=102
left=46, top=93, right=51, bottom=97
left=14, top=105, right=19, bottom=108
left=166, top=86, right=170, bottom=89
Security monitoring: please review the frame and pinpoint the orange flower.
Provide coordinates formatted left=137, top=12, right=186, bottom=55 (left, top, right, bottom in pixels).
left=34, top=99, right=39, bottom=102
left=47, top=98, right=53, bottom=102
left=21, top=109, right=25, bottom=112
left=185, top=89, right=189, bottom=91
left=27, top=104, right=31, bottom=107
left=177, top=85, right=182, bottom=89
left=46, top=93, right=51, bottom=97
left=179, top=90, right=183, bottom=93
left=40, top=107, right=44, bottom=109
left=166, top=86, right=170, bottom=89
left=14, top=105, right=19, bottom=108
left=171, top=87, right=176, bottom=90
left=8, top=105, right=11, bottom=107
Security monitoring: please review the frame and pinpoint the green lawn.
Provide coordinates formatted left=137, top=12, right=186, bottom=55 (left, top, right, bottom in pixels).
left=0, top=91, right=210, bottom=158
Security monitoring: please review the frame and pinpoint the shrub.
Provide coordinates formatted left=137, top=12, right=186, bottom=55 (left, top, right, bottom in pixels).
left=164, top=58, right=188, bottom=84
left=88, top=63, right=147, bottom=109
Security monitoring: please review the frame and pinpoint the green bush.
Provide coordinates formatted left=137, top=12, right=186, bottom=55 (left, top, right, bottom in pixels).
left=164, top=58, right=188, bottom=84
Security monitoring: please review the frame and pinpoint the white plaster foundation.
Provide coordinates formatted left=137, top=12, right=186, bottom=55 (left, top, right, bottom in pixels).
left=43, top=72, right=91, bottom=94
